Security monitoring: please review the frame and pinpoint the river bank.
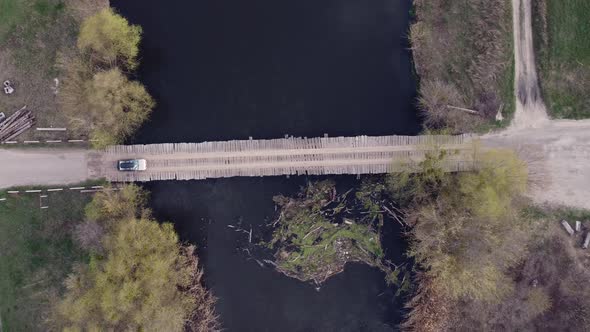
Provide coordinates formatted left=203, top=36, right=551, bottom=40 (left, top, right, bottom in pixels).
left=410, top=0, right=514, bottom=132
left=405, top=0, right=590, bottom=330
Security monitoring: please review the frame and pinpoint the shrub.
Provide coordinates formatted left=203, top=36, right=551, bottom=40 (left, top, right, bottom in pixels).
left=418, top=80, right=483, bottom=132
left=84, top=184, right=148, bottom=227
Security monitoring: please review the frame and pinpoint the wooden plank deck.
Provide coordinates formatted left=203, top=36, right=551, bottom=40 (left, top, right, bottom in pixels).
left=89, top=134, right=474, bottom=182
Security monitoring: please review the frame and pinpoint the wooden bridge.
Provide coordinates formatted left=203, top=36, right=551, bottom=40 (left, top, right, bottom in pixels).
left=88, top=134, right=475, bottom=182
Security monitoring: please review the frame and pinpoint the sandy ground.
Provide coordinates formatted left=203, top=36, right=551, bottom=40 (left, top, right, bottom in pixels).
left=483, top=120, right=590, bottom=210
left=0, top=148, right=90, bottom=188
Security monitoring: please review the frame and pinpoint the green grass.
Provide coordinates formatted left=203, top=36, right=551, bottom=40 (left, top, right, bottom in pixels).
left=0, top=0, right=73, bottom=76
left=34, top=0, right=65, bottom=16
left=546, top=0, right=590, bottom=65
left=0, top=0, right=27, bottom=42
left=0, top=182, right=102, bottom=331
left=537, top=0, right=590, bottom=119
left=0, top=0, right=65, bottom=43
left=522, top=204, right=590, bottom=223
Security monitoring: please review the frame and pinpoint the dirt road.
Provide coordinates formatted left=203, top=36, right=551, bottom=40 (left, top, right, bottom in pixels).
left=500, top=0, right=590, bottom=209
left=511, top=0, right=549, bottom=128
left=0, top=148, right=90, bottom=189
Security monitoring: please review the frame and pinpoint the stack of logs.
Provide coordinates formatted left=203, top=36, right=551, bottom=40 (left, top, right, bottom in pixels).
left=0, top=107, right=34, bottom=142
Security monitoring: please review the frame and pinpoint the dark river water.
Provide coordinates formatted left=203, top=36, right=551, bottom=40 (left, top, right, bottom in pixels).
left=111, top=0, right=419, bottom=330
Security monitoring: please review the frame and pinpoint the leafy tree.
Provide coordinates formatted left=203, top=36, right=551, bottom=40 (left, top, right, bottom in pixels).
left=59, top=9, right=152, bottom=147
left=53, top=186, right=219, bottom=331
left=78, top=8, right=142, bottom=69
left=394, top=147, right=530, bottom=302
left=56, top=219, right=196, bottom=331
left=459, top=148, right=528, bottom=220
left=87, top=69, right=154, bottom=147
left=60, top=68, right=155, bottom=147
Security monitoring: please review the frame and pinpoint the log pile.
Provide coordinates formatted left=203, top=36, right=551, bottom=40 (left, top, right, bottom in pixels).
left=0, top=107, right=35, bottom=142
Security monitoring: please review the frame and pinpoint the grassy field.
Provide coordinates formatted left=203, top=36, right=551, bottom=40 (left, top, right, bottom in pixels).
left=0, top=0, right=106, bottom=137
left=0, top=182, right=102, bottom=331
left=0, top=0, right=70, bottom=58
left=0, top=0, right=27, bottom=42
left=535, top=0, right=590, bottom=119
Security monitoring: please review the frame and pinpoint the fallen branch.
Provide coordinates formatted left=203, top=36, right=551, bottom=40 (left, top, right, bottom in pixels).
left=447, top=105, right=479, bottom=115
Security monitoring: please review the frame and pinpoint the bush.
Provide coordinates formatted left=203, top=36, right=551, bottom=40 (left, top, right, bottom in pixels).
left=77, top=8, right=142, bottom=69
left=73, top=221, right=104, bottom=253
left=84, top=184, right=148, bottom=225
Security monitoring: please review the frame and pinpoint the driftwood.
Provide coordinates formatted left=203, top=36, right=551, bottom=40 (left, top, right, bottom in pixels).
left=561, top=220, right=575, bottom=236
left=583, top=232, right=590, bottom=249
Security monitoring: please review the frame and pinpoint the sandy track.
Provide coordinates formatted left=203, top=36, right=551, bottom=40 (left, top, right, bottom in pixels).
left=0, top=148, right=90, bottom=189
left=501, top=0, right=590, bottom=209
left=510, top=0, right=549, bottom=129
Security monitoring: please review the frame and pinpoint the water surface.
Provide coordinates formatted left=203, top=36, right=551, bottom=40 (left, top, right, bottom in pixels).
left=111, top=0, right=418, bottom=330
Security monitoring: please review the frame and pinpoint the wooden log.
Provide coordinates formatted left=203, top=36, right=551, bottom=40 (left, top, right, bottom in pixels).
left=584, top=232, right=590, bottom=249
left=576, top=221, right=582, bottom=233
left=561, top=220, right=575, bottom=236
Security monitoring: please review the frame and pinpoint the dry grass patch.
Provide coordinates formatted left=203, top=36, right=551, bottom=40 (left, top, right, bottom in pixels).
left=451, top=221, right=590, bottom=331
left=411, top=0, right=514, bottom=132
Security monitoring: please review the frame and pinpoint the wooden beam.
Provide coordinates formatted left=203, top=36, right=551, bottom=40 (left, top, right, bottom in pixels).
left=561, top=220, right=575, bottom=236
